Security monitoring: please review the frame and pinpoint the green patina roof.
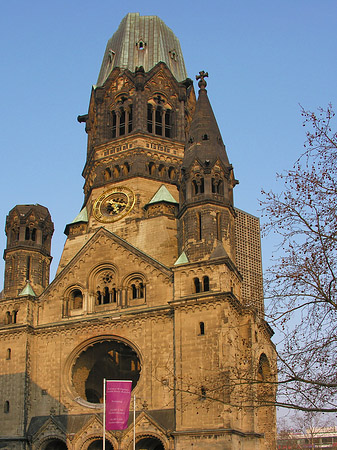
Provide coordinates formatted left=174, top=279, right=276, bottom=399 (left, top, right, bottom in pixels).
left=148, top=185, right=178, bottom=205
left=19, top=281, right=36, bottom=297
left=97, top=13, right=188, bottom=86
left=70, top=207, right=88, bottom=224
left=174, top=251, right=189, bottom=265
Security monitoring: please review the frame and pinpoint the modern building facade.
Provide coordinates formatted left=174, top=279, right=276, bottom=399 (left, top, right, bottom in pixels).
left=0, top=13, right=276, bottom=450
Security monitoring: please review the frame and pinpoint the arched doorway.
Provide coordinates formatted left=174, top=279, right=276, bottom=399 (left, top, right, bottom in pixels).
left=136, top=437, right=164, bottom=450
left=44, top=439, right=67, bottom=450
left=87, top=440, right=114, bottom=450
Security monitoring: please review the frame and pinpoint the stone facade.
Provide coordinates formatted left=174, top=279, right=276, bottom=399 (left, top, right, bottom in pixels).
left=0, top=13, right=276, bottom=450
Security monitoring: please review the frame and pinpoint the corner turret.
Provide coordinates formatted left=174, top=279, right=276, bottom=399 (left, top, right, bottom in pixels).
left=3, top=204, right=54, bottom=298
left=178, top=72, right=238, bottom=262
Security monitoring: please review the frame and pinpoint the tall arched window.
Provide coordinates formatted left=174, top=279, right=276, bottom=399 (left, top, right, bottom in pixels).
left=147, top=101, right=173, bottom=138
left=110, top=103, right=133, bottom=138
left=6, top=348, right=11, bottom=360
left=4, top=401, right=9, bottom=413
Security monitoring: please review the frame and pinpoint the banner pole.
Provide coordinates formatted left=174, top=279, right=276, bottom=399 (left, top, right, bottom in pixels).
left=133, top=394, right=136, bottom=450
left=103, top=378, right=106, bottom=450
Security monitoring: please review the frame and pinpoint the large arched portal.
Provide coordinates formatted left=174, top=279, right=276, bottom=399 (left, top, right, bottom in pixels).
left=87, top=439, right=114, bottom=450
left=44, top=439, right=67, bottom=450
left=136, top=437, right=164, bottom=450
left=71, top=338, right=141, bottom=404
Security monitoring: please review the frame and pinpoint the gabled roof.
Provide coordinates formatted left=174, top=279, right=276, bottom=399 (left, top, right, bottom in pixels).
left=42, top=227, right=173, bottom=297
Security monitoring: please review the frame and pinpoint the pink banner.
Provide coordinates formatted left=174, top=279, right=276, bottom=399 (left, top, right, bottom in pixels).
left=105, top=380, right=132, bottom=430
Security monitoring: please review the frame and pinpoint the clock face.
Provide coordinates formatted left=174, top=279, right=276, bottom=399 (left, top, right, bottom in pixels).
left=93, top=187, right=135, bottom=223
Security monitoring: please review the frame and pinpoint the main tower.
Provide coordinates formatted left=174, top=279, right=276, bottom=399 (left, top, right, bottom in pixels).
left=0, top=13, right=276, bottom=450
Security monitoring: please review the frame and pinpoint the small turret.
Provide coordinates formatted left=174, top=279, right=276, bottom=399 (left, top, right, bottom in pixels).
left=3, top=204, right=54, bottom=298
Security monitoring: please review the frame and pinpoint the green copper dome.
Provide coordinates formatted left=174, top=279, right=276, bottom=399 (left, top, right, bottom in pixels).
left=97, top=13, right=188, bottom=85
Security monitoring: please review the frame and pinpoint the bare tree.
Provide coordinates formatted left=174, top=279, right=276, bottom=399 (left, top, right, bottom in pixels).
left=261, top=104, right=337, bottom=412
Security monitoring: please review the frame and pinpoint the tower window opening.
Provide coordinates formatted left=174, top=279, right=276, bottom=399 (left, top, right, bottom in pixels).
left=147, top=104, right=153, bottom=133
left=168, top=167, right=176, bottom=180
left=119, top=108, right=126, bottom=136
left=203, top=276, right=210, bottom=292
left=25, top=227, right=30, bottom=240
left=201, top=386, right=207, bottom=400
left=5, top=311, right=12, bottom=324
left=216, top=212, right=221, bottom=240
left=103, top=286, right=110, bottom=304
left=111, top=111, right=117, bottom=138
left=199, top=322, right=205, bottom=335
left=202, top=134, right=209, bottom=140
left=4, top=401, right=9, bottom=413
left=128, top=105, right=133, bottom=133
left=194, top=277, right=201, bottom=293
left=149, top=162, right=156, bottom=176
left=6, top=348, right=11, bottom=360
left=31, top=228, right=36, bottom=241
left=197, top=212, right=202, bottom=240
left=71, top=289, right=83, bottom=310
left=155, top=107, right=162, bottom=135
left=26, top=256, right=31, bottom=281
left=12, top=311, right=18, bottom=324
left=165, top=109, right=172, bottom=138
left=147, top=102, right=173, bottom=138
left=200, top=178, right=204, bottom=193
left=104, top=168, right=111, bottom=181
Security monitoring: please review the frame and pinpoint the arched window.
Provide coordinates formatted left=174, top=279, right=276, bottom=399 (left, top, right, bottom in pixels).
left=203, top=276, right=210, bottom=292
left=25, top=227, right=30, bottom=240
left=70, top=289, right=83, bottom=310
left=4, top=401, right=9, bottom=413
left=199, top=322, right=205, bottom=335
left=31, top=228, right=36, bottom=241
left=147, top=101, right=173, bottom=138
left=194, top=277, right=201, bottom=293
left=168, top=167, right=176, bottom=180
left=148, top=162, right=156, bottom=175
left=95, top=270, right=117, bottom=307
left=212, top=178, right=223, bottom=194
left=5, top=311, right=12, bottom=324
left=127, top=276, right=145, bottom=303
left=158, top=164, right=166, bottom=178
left=113, top=166, right=120, bottom=178
left=110, top=103, right=133, bottom=138
left=258, top=354, right=271, bottom=381
left=12, top=310, right=18, bottom=324
left=216, top=212, right=221, bottom=240
left=6, top=348, right=11, bottom=360
left=197, top=213, right=202, bottom=240
left=26, top=256, right=31, bottom=281
left=104, top=168, right=111, bottom=180
left=193, top=178, right=204, bottom=195
left=122, top=162, right=130, bottom=175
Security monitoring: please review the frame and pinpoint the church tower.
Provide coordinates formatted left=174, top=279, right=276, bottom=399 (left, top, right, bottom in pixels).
left=3, top=204, right=54, bottom=298
left=0, top=13, right=276, bottom=450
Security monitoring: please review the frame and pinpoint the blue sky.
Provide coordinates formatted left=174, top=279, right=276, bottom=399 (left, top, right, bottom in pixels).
left=0, top=0, right=336, bottom=287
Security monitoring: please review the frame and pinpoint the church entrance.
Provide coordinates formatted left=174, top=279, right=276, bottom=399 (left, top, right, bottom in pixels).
left=44, top=439, right=67, bottom=450
left=136, top=437, right=164, bottom=450
left=87, top=439, right=114, bottom=450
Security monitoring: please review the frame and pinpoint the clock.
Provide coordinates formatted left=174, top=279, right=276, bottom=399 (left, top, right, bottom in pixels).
left=93, top=187, right=135, bottom=223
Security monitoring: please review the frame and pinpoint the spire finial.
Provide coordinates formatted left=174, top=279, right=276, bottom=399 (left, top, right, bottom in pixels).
left=196, top=70, right=208, bottom=90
